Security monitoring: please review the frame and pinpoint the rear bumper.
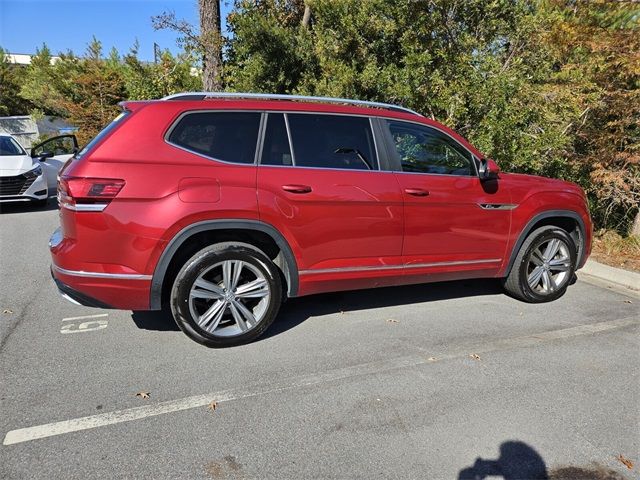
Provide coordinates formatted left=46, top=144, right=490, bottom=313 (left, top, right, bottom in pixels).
left=49, top=227, right=153, bottom=310
left=51, top=269, right=114, bottom=309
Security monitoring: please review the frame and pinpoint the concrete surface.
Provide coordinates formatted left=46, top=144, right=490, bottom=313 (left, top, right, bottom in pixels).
left=1, top=200, right=638, bottom=479
left=581, top=259, right=640, bottom=291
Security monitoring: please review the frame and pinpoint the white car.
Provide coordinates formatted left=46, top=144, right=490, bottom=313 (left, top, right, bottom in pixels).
left=0, top=134, right=77, bottom=205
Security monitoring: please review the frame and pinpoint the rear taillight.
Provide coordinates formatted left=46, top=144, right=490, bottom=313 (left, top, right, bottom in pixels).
left=58, top=177, right=125, bottom=211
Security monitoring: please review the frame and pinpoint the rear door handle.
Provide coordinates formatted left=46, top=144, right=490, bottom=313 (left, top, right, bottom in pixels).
left=282, top=184, right=312, bottom=194
left=404, top=188, right=429, bottom=197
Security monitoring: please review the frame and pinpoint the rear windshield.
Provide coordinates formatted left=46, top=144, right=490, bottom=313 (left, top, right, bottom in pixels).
left=76, top=111, right=129, bottom=158
left=0, top=136, right=26, bottom=156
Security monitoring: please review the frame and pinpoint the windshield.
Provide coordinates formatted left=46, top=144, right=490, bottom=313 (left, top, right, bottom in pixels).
left=77, top=111, right=129, bottom=158
left=0, top=136, right=27, bottom=156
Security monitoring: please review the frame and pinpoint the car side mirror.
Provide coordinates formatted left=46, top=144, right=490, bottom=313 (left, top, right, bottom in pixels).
left=36, top=151, right=54, bottom=161
left=479, top=158, right=500, bottom=181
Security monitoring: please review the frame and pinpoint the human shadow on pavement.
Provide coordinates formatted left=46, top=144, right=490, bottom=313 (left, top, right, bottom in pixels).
left=458, top=441, right=548, bottom=479
left=458, top=440, right=629, bottom=480
left=131, top=278, right=503, bottom=337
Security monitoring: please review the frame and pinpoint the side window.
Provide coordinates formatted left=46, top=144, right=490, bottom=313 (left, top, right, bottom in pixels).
left=287, top=114, right=377, bottom=170
left=168, top=112, right=261, bottom=164
left=260, top=113, right=293, bottom=166
left=32, top=135, right=77, bottom=157
left=387, top=120, right=473, bottom=176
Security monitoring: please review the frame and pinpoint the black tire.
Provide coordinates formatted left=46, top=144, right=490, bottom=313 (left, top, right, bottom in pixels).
left=503, top=226, right=577, bottom=303
left=170, top=243, right=282, bottom=347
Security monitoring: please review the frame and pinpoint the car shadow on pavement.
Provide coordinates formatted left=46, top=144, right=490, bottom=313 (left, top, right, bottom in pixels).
left=458, top=440, right=628, bottom=480
left=263, top=278, right=504, bottom=339
left=129, top=278, right=504, bottom=337
left=0, top=198, right=58, bottom=214
left=131, top=309, right=181, bottom=331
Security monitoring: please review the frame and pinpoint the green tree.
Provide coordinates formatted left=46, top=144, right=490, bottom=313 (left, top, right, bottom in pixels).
left=0, top=48, right=32, bottom=116
left=225, top=0, right=638, bottom=233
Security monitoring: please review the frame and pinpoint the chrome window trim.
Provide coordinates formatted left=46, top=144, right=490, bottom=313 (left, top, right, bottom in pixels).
left=283, top=113, right=297, bottom=166
left=253, top=112, right=267, bottom=165
left=384, top=118, right=480, bottom=177
left=299, top=258, right=502, bottom=275
left=53, top=264, right=152, bottom=280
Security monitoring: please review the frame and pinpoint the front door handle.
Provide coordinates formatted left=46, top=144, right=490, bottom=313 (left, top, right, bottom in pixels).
left=282, top=184, right=312, bottom=194
left=404, top=188, right=429, bottom=197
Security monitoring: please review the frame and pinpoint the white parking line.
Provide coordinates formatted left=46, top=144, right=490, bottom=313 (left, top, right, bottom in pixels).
left=3, top=315, right=638, bottom=446
left=61, top=314, right=109, bottom=322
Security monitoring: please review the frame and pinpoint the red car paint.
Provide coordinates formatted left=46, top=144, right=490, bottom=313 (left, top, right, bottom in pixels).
left=49, top=98, right=592, bottom=311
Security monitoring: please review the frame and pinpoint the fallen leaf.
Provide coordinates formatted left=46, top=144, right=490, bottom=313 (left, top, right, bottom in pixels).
left=617, top=454, right=634, bottom=470
left=386, top=318, right=399, bottom=324
left=135, top=391, right=150, bottom=399
left=208, top=400, right=218, bottom=412
left=2, top=309, right=13, bottom=314
left=427, top=357, right=437, bottom=362
left=470, top=354, right=481, bottom=360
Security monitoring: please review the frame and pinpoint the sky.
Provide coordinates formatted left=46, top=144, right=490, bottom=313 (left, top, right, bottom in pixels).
left=0, top=0, right=233, bottom=61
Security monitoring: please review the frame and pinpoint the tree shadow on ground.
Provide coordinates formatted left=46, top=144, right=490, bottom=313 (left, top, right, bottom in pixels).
left=458, top=440, right=629, bottom=480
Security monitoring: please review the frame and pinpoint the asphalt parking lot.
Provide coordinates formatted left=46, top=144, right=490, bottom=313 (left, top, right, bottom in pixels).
left=0, top=200, right=638, bottom=480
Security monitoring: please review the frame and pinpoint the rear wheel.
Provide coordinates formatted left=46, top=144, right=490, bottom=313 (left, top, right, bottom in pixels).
left=170, top=244, right=282, bottom=347
left=503, top=226, right=577, bottom=303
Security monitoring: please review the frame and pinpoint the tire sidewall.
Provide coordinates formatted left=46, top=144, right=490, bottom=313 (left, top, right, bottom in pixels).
left=170, top=245, right=282, bottom=347
left=517, top=228, right=577, bottom=303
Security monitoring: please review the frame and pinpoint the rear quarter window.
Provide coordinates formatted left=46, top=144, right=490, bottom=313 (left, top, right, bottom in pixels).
left=167, top=112, right=262, bottom=164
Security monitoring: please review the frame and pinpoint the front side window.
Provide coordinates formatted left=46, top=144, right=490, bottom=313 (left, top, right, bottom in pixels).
left=387, top=120, right=474, bottom=176
left=0, top=136, right=26, bottom=156
left=168, top=112, right=261, bottom=164
left=32, top=135, right=77, bottom=156
left=287, top=114, right=377, bottom=170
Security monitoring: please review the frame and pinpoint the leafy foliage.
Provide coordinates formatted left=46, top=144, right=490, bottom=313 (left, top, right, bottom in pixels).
left=224, top=0, right=639, bottom=234
left=0, top=0, right=637, bottom=232
left=1, top=38, right=202, bottom=145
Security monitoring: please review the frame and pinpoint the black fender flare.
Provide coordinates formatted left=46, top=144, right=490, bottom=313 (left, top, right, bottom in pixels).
left=504, top=209, right=587, bottom=276
left=149, top=220, right=299, bottom=310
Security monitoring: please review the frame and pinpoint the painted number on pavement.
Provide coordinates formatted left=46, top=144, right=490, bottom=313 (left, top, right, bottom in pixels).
left=60, top=314, right=108, bottom=334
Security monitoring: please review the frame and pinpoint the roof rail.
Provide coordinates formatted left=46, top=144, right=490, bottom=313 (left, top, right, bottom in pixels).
left=161, top=92, right=422, bottom=117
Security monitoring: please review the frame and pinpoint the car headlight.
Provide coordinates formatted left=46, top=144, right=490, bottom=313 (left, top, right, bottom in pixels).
left=24, top=165, right=43, bottom=179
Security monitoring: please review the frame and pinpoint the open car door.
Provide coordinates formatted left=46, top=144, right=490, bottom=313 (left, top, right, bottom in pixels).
left=31, top=135, right=78, bottom=192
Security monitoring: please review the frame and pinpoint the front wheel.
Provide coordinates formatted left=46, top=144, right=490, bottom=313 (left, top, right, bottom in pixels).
left=170, top=244, right=282, bottom=347
left=503, top=226, right=577, bottom=303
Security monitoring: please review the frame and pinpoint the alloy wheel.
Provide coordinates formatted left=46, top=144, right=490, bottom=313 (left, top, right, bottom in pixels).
left=526, top=238, right=572, bottom=295
left=188, top=260, right=271, bottom=337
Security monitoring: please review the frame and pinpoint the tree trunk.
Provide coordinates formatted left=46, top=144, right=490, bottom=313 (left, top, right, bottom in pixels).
left=630, top=210, right=640, bottom=237
left=198, top=0, right=223, bottom=91
left=302, top=3, right=312, bottom=28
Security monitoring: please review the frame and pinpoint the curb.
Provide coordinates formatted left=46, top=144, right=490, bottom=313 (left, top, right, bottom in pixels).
left=579, top=259, right=640, bottom=292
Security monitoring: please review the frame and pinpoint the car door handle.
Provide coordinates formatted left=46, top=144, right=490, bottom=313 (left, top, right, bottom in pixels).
left=404, top=188, right=429, bottom=197
left=282, top=184, right=312, bottom=194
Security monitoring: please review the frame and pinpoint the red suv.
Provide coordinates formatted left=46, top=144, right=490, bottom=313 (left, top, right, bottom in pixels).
left=50, top=93, right=592, bottom=347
